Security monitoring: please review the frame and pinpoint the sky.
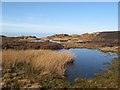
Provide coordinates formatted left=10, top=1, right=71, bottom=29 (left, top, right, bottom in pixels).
left=2, top=2, right=118, bottom=37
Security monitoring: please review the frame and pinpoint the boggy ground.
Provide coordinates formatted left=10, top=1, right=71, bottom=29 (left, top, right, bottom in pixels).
left=1, top=50, right=74, bottom=89
left=40, top=31, right=120, bottom=53
left=1, top=50, right=119, bottom=89
left=1, top=31, right=120, bottom=52
left=1, top=31, right=119, bottom=89
left=1, top=46, right=119, bottom=89
left=1, top=36, right=63, bottom=50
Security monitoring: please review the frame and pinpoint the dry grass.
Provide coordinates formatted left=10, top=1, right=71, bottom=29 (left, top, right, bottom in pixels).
left=2, top=50, right=74, bottom=76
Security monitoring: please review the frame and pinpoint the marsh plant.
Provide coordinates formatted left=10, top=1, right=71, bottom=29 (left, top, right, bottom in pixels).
left=2, top=50, right=74, bottom=76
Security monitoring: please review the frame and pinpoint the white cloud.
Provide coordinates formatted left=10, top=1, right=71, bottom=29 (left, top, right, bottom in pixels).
left=2, top=22, right=78, bottom=34
left=2, top=22, right=118, bottom=35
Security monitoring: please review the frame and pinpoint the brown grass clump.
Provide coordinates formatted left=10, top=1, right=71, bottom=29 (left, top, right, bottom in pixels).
left=2, top=50, right=74, bottom=76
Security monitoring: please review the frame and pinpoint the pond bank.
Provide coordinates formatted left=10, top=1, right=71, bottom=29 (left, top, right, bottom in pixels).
left=1, top=48, right=119, bottom=89
left=98, top=46, right=119, bottom=53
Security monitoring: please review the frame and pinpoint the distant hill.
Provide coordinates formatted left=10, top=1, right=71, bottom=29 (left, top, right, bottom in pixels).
left=0, top=35, right=7, bottom=37
left=44, top=31, right=119, bottom=41
left=93, top=31, right=119, bottom=40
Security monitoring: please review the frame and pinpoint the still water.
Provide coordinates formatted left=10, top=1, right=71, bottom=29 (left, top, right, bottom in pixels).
left=65, top=48, right=118, bottom=82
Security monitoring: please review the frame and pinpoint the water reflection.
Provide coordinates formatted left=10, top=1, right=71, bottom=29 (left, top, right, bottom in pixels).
left=66, top=48, right=118, bottom=82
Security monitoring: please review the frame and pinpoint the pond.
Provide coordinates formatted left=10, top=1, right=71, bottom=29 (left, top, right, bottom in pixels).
left=30, top=40, right=65, bottom=43
left=65, top=48, right=118, bottom=82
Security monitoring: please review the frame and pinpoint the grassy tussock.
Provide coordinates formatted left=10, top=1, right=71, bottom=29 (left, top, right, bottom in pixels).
left=2, top=50, right=74, bottom=76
